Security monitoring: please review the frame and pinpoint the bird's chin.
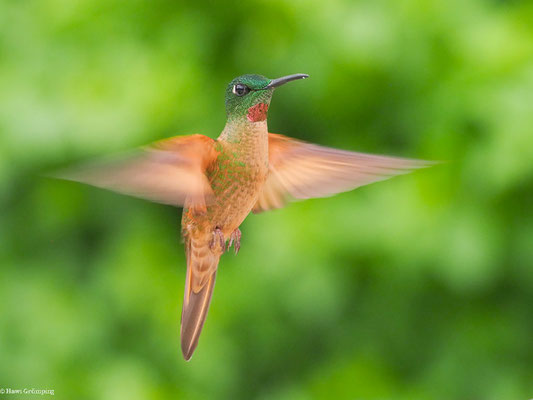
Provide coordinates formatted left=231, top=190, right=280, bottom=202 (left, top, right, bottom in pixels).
left=247, top=103, right=269, bottom=122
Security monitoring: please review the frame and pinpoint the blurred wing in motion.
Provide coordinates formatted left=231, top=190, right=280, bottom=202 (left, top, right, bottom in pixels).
left=54, top=135, right=218, bottom=212
left=253, top=133, right=435, bottom=213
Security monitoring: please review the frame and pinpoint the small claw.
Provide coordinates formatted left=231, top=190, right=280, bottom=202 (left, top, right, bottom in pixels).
left=210, top=227, right=225, bottom=252
left=219, top=233, right=225, bottom=252
left=229, top=228, right=241, bottom=255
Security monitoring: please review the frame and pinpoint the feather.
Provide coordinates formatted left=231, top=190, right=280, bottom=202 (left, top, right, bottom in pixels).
left=254, top=133, right=436, bottom=212
left=51, top=135, right=218, bottom=211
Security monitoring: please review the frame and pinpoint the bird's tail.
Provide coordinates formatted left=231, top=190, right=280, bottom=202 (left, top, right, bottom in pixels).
left=180, top=238, right=220, bottom=361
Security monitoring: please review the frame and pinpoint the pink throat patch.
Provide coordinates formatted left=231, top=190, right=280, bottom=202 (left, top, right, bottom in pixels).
left=247, top=103, right=269, bottom=122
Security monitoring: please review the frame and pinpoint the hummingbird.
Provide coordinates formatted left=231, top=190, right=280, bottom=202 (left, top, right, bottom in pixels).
left=57, top=73, right=432, bottom=360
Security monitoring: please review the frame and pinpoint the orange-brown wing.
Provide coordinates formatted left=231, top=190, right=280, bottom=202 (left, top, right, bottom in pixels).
left=253, top=133, right=434, bottom=213
left=55, top=134, right=218, bottom=211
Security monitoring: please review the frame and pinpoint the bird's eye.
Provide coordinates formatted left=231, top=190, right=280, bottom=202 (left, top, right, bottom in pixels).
left=232, top=83, right=250, bottom=96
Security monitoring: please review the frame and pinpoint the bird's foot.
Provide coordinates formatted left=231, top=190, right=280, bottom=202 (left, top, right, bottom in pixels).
left=210, top=227, right=225, bottom=253
left=228, top=228, right=241, bottom=255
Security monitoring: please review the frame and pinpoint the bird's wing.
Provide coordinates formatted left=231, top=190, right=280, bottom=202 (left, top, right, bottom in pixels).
left=253, top=133, right=434, bottom=213
left=54, top=134, right=218, bottom=212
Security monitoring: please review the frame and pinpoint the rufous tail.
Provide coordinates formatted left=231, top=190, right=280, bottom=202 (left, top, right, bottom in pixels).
left=180, top=238, right=220, bottom=361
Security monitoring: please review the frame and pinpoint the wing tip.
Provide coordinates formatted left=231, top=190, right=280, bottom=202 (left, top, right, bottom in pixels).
left=416, top=159, right=444, bottom=167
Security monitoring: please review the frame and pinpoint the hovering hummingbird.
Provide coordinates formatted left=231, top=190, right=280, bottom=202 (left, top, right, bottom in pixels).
left=58, top=73, right=432, bottom=360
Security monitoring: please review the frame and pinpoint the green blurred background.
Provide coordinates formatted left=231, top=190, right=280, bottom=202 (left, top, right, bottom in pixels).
left=1, top=0, right=532, bottom=399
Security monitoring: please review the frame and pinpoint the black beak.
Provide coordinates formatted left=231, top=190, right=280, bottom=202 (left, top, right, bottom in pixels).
left=265, top=73, right=309, bottom=89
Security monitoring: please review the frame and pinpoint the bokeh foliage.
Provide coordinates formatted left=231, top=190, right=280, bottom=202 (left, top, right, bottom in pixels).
left=1, top=0, right=533, bottom=399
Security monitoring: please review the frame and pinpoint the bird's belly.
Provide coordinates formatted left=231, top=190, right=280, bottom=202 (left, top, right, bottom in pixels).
left=182, top=164, right=267, bottom=238
left=208, top=174, right=265, bottom=236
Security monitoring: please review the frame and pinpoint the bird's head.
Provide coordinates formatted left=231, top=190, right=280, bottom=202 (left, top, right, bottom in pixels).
left=224, top=73, right=308, bottom=123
